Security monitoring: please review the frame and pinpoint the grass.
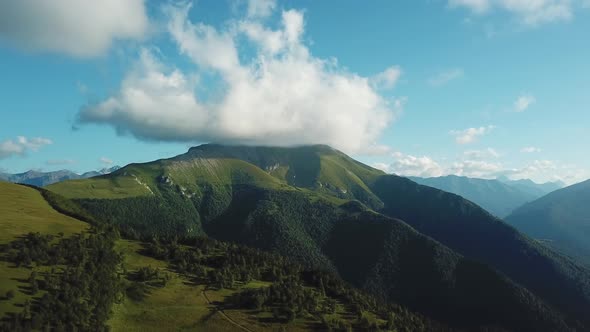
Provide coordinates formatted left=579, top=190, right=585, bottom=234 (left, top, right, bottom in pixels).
left=0, top=182, right=88, bottom=316
left=108, top=238, right=366, bottom=332
left=165, top=158, right=287, bottom=189
left=0, top=182, right=88, bottom=242
left=48, top=158, right=288, bottom=201
left=109, top=275, right=210, bottom=331
left=110, top=239, right=208, bottom=330
left=109, top=239, right=269, bottom=331
left=47, top=176, right=152, bottom=199
left=46, top=145, right=384, bottom=203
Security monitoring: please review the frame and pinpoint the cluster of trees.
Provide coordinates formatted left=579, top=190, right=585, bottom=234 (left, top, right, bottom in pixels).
left=141, top=236, right=445, bottom=331
left=125, top=266, right=171, bottom=301
left=0, top=226, right=123, bottom=331
left=227, top=279, right=326, bottom=323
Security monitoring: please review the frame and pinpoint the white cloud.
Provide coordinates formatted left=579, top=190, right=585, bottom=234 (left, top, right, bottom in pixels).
left=521, top=146, right=541, bottom=153
left=360, top=144, right=394, bottom=156
left=247, top=0, right=277, bottom=18
left=428, top=68, right=464, bottom=86
left=373, top=147, right=588, bottom=185
left=0, top=136, right=53, bottom=159
left=375, top=151, right=444, bottom=177
left=374, top=145, right=588, bottom=185
left=370, top=66, right=402, bottom=90
left=449, top=0, right=585, bottom=25
left=448, top=159, right=503, bottom=178
left=100, top=157, right=114, bottom=165
left=464, top=148, right=500, bottom=159
left=496, top=159, right=578, bottom=183
left=0, top=0, right=148, bottom=57
left=46, top=159, right=76, bottom=166
left=77, top=3, right=400, bottom=154
left=450, top=0, right=491, bottom=14
left=450, top=125, right=495, bottom=144
left=514, top=94, right=536, bottom=112
left=372, top=162, right=391, bottom=173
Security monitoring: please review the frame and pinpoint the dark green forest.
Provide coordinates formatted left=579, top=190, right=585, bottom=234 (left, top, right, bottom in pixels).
left=72, top=185, right=573, bottom=331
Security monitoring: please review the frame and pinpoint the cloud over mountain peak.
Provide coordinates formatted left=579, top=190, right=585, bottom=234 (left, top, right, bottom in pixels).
left=77, top=2, right=403, bottom=154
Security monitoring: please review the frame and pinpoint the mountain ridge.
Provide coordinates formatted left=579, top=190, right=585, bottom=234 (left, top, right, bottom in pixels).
left=408, top=175, right=565, bottom=218
left=45, top=143, right=590, bottom=331
left=506, top=179, right=590, bottom=266
left=0, top=166, right=121, bottom=186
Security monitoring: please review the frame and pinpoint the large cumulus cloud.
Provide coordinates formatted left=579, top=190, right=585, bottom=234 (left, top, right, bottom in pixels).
left=0, top=0, right=148, bottom=57
left=77, top=2, right=403, bottom=153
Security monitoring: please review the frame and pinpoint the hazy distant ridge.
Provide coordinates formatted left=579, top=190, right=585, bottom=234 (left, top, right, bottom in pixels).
left=0, top=166, right=121, bottom=186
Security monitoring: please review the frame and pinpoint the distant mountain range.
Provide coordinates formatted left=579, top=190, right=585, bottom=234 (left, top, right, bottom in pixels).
left=408, top=175, right=564, bottom=217
left=0, top=166, right=121, bottom=186
left=497, top=175, right=565, bottom=197
left=44, top=144, right=590, bottom=331
left=506, top=179, right=590, bottom=267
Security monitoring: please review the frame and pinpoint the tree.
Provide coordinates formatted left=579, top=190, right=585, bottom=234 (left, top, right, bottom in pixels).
left=386, top=312, right=397, bottom=330
left=22, top=299, right=32, bottom=320
left=285, top=307, right=296, bottom=323
left=5, top=289, right=15, bottom=300
left=29, top=271, right=39, bottom=294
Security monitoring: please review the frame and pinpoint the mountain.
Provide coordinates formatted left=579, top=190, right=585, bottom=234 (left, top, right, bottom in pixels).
left=0, top=166, right=121, bottom=186
left=408, top=175, right=540, bottom=217
left=80, top=165, right=122, bottom=178
left=46, top=144, right=590, bottom=331
left=506, top=179, right=590, bottom=266
left=1, top=169, right=82, bottom=186
left=1, top=182, right=446, bottom=331
left=497, top=176, right=565, bottom=198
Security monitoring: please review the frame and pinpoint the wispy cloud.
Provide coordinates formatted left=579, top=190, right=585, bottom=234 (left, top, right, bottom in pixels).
left=448, top=0, right=583, bottom=26
left=514, top=94, right=536, bottom=112
left=428, top=68, right=464, bottom=86
left=0, top=136, right=52, bottom=159
left=247, top=0, right=276, bottom=18
left=450, top=125, right=495, bottom=144
left=100, top=157, right=113, bottom=165
left=370, top=66, right=402, bottom=90
left=521, top=146, right=541, bottom=153
left=464, top=148, right=500, bottom=159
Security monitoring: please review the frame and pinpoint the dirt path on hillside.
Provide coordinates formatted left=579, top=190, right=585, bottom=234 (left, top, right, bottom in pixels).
left=201, top=289, right=256, bottom=332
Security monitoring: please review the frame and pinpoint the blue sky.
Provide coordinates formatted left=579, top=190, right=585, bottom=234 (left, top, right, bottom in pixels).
left=0, top=0, right=589, bottom=184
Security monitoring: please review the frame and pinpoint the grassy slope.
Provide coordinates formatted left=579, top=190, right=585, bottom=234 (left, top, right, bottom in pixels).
left=46, top=145, right=384, bottom=212
left=108, top=238, right=394, bottom=332
left=2, top=182, right=390, bottom=332
left=0, top=183, right=235, bottom=331
left=0, top=182, right=88, bottom=242
left=48, top=158, right=286, bottom=200
left=0, top=183, right=88, bottom=316
left=108, top=240, right=215, bottom=332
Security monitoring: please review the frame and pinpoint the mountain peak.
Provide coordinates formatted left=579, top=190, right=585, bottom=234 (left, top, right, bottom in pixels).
left=187, top=143, right=338, bottom=155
